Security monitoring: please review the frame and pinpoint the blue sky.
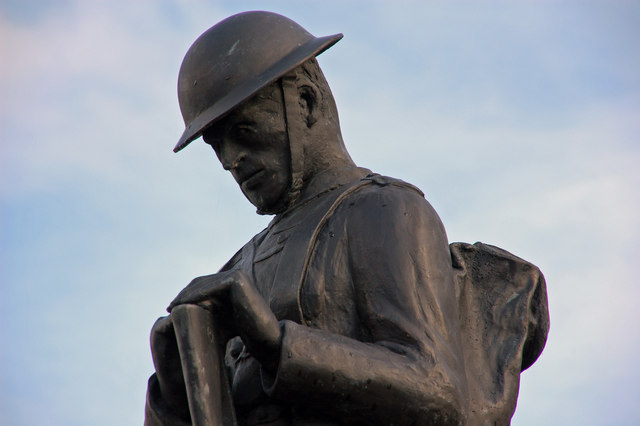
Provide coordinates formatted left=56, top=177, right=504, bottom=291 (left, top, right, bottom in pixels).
left=1, top=1, right=639, bottom=424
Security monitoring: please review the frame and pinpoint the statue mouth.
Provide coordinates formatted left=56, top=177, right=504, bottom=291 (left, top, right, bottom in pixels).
left=241, top=169, right=265, bottom=189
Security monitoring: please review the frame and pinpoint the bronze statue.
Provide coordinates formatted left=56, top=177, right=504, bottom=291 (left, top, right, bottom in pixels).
left=145, top=11, right=549, bottom=426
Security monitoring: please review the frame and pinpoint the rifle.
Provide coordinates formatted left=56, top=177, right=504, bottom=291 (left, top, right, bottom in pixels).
left=172, top=303, right=237, bottom=426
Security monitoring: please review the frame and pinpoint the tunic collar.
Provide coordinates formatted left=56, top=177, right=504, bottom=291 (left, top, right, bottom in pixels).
left=273, top=165, right=372, bottom=223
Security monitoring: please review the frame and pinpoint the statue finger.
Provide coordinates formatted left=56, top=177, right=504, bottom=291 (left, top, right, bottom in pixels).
left=167, top=274, right=234, bottom=311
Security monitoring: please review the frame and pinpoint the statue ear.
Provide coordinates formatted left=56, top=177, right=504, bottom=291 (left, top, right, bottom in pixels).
left=298, top=84, right=319, bottom=128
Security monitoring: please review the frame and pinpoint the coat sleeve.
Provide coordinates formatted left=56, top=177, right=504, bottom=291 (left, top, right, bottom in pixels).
left=261, top=183, right=468, bottom=425
left=145, top=374, right=191, bottom=426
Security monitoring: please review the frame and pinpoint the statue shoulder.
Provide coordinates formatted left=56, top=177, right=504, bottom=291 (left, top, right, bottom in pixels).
left=361, top=174, right=424, bottom=197
left=339, top=174, right=443, bottom=227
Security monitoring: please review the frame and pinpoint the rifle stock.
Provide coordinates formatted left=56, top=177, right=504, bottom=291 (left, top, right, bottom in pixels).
left=172, top=304, right=237, bottom=426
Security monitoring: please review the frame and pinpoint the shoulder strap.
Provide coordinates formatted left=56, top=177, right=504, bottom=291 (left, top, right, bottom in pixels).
left=271, top=173, right=424, bottom=322
left=269, top=177, right=375, bottom=321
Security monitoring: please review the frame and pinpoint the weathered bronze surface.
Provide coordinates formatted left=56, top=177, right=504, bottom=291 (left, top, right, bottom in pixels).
left=145, top=11, right=549, bottom=426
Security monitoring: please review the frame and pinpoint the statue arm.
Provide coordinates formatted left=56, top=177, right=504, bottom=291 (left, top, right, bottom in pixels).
left=261, top=185, right=468, bottom=424
left=145, top=373, right=192, bottom=426
left=145, top=316, right=191, bottom=426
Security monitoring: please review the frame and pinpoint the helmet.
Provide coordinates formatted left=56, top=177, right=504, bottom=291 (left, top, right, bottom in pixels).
left=174, top=11, right=343, bottom=152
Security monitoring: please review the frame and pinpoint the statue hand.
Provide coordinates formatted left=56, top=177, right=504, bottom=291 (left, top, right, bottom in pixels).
left=168, top=269, right=282, bottom=372
left=167, top=269, right=243, bottom=311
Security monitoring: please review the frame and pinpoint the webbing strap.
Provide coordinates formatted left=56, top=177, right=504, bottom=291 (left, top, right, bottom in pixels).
left=280, top=73, right=305, bottom=205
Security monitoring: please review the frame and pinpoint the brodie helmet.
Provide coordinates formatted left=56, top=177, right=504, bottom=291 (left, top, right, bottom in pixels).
left=174, top=11, right=343, bottom=153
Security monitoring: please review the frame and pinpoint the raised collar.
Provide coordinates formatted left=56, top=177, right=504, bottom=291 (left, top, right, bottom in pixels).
left=270, top=165, right=372, bottom=224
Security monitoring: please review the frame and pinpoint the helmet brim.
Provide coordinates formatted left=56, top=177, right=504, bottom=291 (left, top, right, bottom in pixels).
left=173, top=33, right=343, bottom=153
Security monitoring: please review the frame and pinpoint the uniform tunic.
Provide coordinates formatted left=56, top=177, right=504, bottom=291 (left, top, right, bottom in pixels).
left=146, top=165, right=548, bottom=425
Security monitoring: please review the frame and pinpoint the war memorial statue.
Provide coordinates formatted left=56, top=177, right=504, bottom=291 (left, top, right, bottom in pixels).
left=145, top=11, right=549, bottom=426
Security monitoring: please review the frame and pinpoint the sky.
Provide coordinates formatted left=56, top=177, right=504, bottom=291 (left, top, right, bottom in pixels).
left=1, top=0, right=639, bottom=425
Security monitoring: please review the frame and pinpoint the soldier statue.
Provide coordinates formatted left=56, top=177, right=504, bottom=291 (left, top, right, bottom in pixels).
left=145, top=11, right=549, bottom=426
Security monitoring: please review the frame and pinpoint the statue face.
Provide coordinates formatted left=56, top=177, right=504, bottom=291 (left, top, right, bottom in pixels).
left=202, top=84, right=291, bottom=213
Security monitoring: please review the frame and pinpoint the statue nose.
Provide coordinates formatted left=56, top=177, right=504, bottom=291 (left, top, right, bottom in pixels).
left=222, top=155, right=245, bottom=171
left=219, top=142, right=246, bottom=171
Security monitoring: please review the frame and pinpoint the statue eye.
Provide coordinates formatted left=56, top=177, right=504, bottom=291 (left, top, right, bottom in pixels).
left=232, top=123, right=255, bottom=138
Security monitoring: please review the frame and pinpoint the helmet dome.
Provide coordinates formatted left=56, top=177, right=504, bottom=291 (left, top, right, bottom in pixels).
left=174, top=11, right=342, bottom=152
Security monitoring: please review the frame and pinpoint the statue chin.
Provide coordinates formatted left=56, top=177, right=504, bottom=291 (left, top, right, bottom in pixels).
left=245, top=187, right=292, bottom=216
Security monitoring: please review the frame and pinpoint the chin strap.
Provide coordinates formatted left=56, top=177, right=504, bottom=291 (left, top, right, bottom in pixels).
left=280, top=72, right=305, bottom=207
